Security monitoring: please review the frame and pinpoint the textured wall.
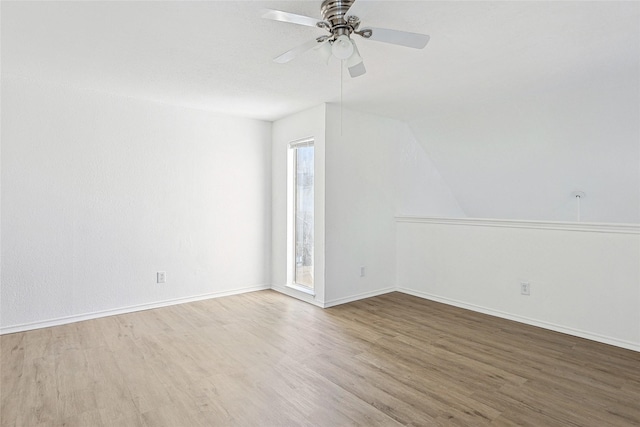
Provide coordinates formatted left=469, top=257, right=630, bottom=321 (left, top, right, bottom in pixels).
left=323, top=105, right=463, bottom=305
left=270, top=104, right=463, bottom=307
left=408, top=73, right=640, bottom=224
left=271, top=105, right=327, bottom=305
left=1, top=77, right=272, bottom=330
left=397, top=218, right=640, bottom=351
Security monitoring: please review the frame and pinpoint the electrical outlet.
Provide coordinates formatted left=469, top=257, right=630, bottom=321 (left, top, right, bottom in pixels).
left=360, top=266, right=366, bottom=277
left=157, top=271, right=166, bottom=284
left=520, top=282, right=530, bottom=296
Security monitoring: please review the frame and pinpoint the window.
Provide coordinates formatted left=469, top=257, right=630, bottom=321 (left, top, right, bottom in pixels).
left=290, top=139, right=314, bottom=290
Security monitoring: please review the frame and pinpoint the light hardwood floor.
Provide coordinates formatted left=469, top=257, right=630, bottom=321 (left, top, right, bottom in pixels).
left=1, top=291, right=639, bottom=426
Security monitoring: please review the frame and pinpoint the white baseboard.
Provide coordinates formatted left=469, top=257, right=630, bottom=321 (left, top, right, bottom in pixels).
left=0, top=284, right=271, bottom=335
left=271, top=284, right=395, bottom=308
left=270, top=284, right=325, bottom=308
left=323, top=287, right=396, bottom=308
left=397, top=287, right=640, bottom=353
left=6, top=282, right=636, bottom=353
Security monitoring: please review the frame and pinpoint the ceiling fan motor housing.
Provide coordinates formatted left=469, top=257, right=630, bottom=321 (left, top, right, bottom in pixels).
left=321, top=0, right=356, bottom=36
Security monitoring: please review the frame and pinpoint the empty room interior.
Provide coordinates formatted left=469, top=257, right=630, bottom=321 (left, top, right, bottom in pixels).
left=1, top=0, right=639, bottom=426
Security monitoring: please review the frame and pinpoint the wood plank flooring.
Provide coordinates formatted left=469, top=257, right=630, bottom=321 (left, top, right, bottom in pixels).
left=1, top=290, right=639, bottom=426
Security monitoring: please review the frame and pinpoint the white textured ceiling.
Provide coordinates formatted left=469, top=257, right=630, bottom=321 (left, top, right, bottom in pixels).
left=2, top=1, right=639, bottom=122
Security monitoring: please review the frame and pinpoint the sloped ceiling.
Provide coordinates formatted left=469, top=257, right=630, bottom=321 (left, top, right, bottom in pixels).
left=408, top=74, right=640, bottom=223
left=3, top=1, right=639, bottom=223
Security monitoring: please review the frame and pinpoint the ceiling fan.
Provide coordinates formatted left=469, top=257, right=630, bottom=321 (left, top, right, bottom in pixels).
left=262, top=0, right=430, bottom=78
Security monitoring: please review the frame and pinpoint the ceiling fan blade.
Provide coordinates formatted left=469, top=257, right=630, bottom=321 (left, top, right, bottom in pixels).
left=347, top=40, right=366, bottom=78
left=362, top=27, right=430, bottom=49
left=262, top=9, right=323, bottom=28
left=274, top=38, right=323, bottom=64
left=343, top=0, right=359, bottom=17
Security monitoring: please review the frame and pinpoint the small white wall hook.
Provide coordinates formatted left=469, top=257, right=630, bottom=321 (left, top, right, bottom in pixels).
left=570, top=191, right=586, bottom=221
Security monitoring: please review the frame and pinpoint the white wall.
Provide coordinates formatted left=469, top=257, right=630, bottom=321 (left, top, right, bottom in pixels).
left=323, top=105, right=463, bottom=306
left=1, top=77, right=272, bottom=332
left=393, top=127, right=466, bottom=218
left=399, top=71, right=640, bottom=352
left=270, top=104, right=462, bottom=307
left=271, top=104, right=326, bottom=305
left=408, top=72, right=640, bottom=223
left=397, top=217, right=640, bottom=351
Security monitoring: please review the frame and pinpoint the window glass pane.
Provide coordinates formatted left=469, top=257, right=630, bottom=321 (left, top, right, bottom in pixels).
left=295, top=146, right=314, bottom=288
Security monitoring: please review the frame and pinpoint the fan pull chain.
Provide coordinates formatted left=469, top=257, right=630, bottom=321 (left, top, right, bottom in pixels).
left=340, top=59, right=344, bottom=136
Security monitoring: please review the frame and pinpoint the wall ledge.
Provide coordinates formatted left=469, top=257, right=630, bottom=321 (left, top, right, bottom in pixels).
left=396, top=216, right=640, bottom=234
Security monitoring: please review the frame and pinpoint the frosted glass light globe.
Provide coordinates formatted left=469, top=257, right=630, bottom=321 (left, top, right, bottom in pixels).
left=332, top=35, right=354, bottom=60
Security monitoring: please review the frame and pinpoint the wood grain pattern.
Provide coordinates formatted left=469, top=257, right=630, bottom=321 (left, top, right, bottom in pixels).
left=1, top=291, right=639, bottom=426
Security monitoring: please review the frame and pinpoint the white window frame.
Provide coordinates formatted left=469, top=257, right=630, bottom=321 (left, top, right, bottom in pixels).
left=287, top=138, right=315, bottom=295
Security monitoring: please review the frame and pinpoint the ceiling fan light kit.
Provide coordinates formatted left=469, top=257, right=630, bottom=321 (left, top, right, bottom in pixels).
left=332, top=35, right=354, bottom=59
left=262, top=0, right=430, bottom=78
